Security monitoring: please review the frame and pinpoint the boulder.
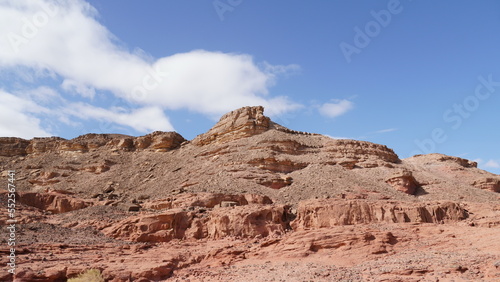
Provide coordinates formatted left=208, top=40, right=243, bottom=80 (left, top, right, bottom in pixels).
left=385, top=170, right=419, bottom=195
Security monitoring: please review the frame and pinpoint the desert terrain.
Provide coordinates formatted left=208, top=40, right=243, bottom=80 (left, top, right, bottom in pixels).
left=0, top=106, right=499, bottom=281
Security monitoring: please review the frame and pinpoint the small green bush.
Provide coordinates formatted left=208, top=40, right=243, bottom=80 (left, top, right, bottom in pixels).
left=68, top=269, right=104, bottom=282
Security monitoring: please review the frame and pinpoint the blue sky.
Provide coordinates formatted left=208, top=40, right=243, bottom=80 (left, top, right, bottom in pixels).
left=0, top=0, right=499, bottom=174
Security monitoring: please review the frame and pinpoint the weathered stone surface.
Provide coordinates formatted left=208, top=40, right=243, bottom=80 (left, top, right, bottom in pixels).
left=256, top=175, right=293, bottom=189
left=26, top=137, right=66, bottom=154
left=0, top=137, right=30, bottom=156
left=472, top=178, right=500, bottom=192
left=192, top=106, right=271, bottom=146
left=1, top=132, right=185, bottom=156
left=28, top=171, right=61, bottom=186
left=18, top=192, right=93, bottom=214
left=148, top=131, right=186, bottom=151
left=385, top=170, right=419, bottom=195
left=142, top=193, right=273, bottom=210
left=291, top=199, right=468, bottom=230
left=206, top=204, right=287, bottom=239
left=104, top=208, right=193, bottom=242
left=104, top=204, right=287, bottom=242
left=324, top=139, right=400, bottom=166
left=409, top=153, right=478, bottom=168
left=248, top=158, right=307, bottom=173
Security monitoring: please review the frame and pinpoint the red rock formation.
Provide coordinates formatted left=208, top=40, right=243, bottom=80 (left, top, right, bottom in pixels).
left=192, top=106, right=271, bottom=145
left=143, top=193, right=273, bottom=210
left=28, top=171, right=61, bottom=186
left=323, top=139, right=400, bottom=168
left=409, top=153, right=478, bottom=168
left=26, top=137, right=66, bottom=154
left=0, top=132, right=185, bottom=156
left=472, top=178, right=500, bottom=192
left=206, top=204, right=287, bottom=239
left=385, top=170, right=419, bottom=195
left=18, top=192, right=93, bottom=214
left=291, top=199, right=468, bottom=230
left=104, top=204, right=287, bottom=242
left=0, top=137, right=30, bottom=156
left=248, top=158, right=307, bottom=173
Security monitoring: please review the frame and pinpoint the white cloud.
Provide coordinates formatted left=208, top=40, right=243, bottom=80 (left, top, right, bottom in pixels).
left=375, top=128, right=397, bottom=134
left=17, top=86, right=62, bottom=105
left=63, top=103, right=175, bottom=133
left=0, top=90, right=52, bottom=138
left=484, top=160, right=500, bottom=169
left=61, top=79, right=96, bottom=99
left=0, top=0, right=301, bottom=119
left=319, top=99, right=354, bottom=118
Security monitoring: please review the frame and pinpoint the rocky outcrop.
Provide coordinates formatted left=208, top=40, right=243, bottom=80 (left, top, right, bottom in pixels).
left=104, top=204, right=287, bottom=242
left=0, top=132, right=186, bottom=156
left=256, top=175, right=294, bottom=189
left=192, top=106, right=272, bottom=146
left=472, top=178, right=500, bottom=193
left=250, top=139, right=317, bottom=155
left=26, top=137, right=67, bottom=153
left=291, top=199, right=468, bottom=230
left=104, top=208, right=193, bottom=242
left=132, top=131, right=186, bottom=152
left=18, top=192, right=93, bottom=214
left=142, top=193, right=273, bottom=210
left=408, top=153, right=478, bottom=168
left=106, top=198, right=470, bottom=243
left=206, top=204, right=287, bottom=239
left=270, top=228, right=398, bottom=258
left=28, top=171, right=62, bottom=186
left=0, top=137, right=30, bottom=156
left=323, top=139, right=400, bottom=168
left=192, top=106, right=320, bottom=146
left=248, top=158, right=307, bottom=173
left=385, top=170, right=419, bottom=195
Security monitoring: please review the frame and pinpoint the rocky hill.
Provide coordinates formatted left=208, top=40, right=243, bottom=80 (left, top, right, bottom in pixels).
left=0, top=106, right=499, bottom=281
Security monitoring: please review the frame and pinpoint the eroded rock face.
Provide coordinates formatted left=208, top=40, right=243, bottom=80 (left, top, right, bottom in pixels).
left=324, top=139, right=400, bottom=168
left=256, top=175, right=293, bottom=189
left=385, top=170, right=419, bottom=195
left=472, top=178, right=500, bottom=193
left=0, top=137, right=30, bottom=156
left=207, top=204, right=287, bottom=239
left=132, top=131, right=187, bottom=152
left=105, top=193, right=280, bottom=243
left=192, top=106, right=271, bottom=146
left=18, top=192, right=93, bottom=214
left=1, top=132, right=186, bottom=156
left=291, top=199, right=468, bottom=230
left=28, top=171, right=61, bottom=186
left=104, top=204, right=287, bottom=242
left=248, top=158, right=308, bottom=173
left=142, top=193, right=273, bottom=210
left=104, top=208, right=193, bottom=242
left=409, top=153, right=478, bottom=168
